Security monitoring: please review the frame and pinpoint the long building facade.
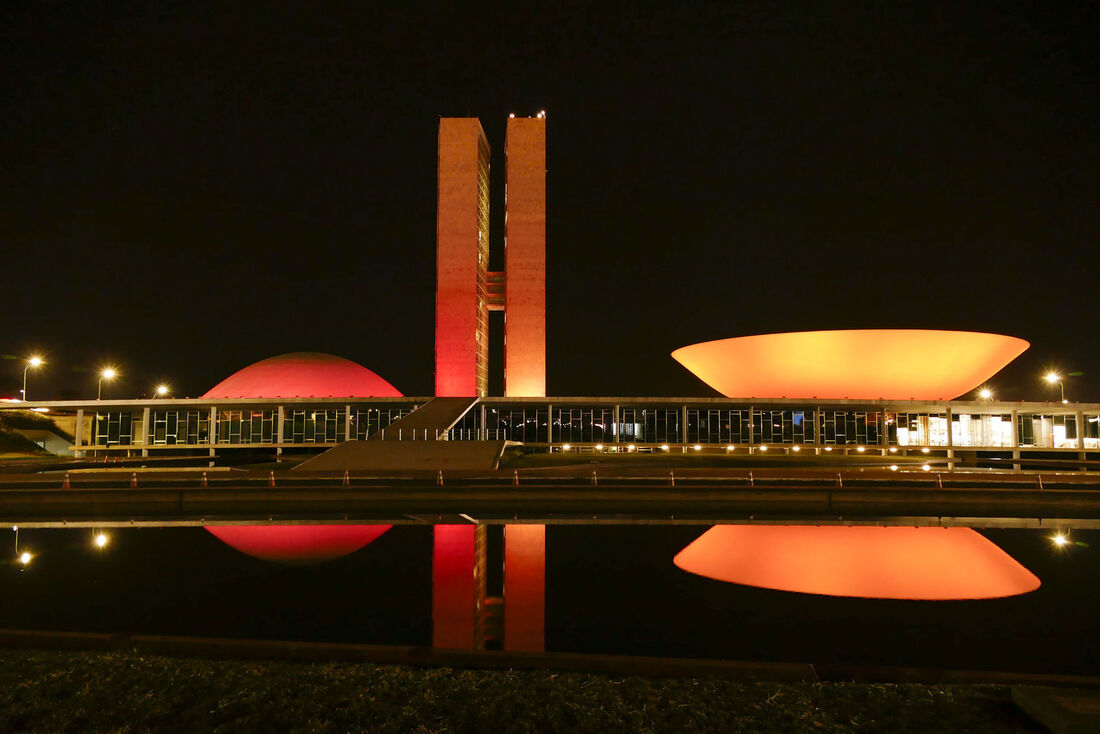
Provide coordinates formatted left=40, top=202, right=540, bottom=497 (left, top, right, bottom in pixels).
left=16, top=397, right=1100, bottom=465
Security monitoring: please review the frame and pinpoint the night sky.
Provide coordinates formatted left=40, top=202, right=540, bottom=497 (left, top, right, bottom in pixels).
left=3, top=3, right=1097, bottom=401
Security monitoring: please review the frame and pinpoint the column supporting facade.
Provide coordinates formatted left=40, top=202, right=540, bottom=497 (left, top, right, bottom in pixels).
left=208, top=406, right=217, bottom=461
left=276, top=405, right=286, bottom=456
left=141, top=406, right=151, bottom=457
left=1076, top=411, right=1087, bottom=471
left=74, top=408, right=84, bottom=458
left=1011, top=409, right=1021, bottom=470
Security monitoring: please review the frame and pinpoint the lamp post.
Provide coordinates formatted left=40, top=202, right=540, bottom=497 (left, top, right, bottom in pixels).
left=1044, top=372, right=1066, bottom=403
left=22, top=356, right=44, bottom=402
left=98, top=367, right=117, bottom=400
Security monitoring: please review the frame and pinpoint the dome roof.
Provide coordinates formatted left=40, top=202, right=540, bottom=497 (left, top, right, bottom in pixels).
left=203, top=352, right=402, bottom=399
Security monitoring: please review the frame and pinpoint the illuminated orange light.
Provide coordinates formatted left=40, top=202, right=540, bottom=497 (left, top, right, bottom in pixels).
left=671, top=330, right=1028, bottom=400
left=673, top=525, right=1040, bottom=600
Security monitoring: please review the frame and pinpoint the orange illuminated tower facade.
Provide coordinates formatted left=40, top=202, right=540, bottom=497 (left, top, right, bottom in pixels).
left=504, top=116, right=547, bottom=398
left=435, top=115, right=545, bottom=397
left=435, top=118, right=491, bottom=397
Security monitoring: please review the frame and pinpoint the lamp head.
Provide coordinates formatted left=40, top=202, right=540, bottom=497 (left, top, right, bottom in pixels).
left=27, top=356, right=44, bottom=368
left=100, top=367, right=117, bottom=381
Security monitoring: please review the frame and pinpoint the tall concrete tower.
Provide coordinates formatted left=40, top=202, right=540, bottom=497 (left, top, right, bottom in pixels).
left=503, top=116, right=547, bottom=397
left=434, top=114, right=546, bottom=397
left=435, top=118, right=491, bottom=397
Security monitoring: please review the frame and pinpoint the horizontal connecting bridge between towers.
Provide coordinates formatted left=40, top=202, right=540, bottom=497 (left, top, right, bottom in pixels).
left=5, top=396, right=1100, bottom=462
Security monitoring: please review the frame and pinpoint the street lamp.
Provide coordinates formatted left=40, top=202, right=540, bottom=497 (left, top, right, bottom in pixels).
left=1044, top=372, right=1066, bottom=403
left=98, top=367, right=118, bottom=399
left=155, top=384, right=169, bottom=398
left=22, top=356, right=44, bottom=402
left=978, top=387, right=993, bottom=401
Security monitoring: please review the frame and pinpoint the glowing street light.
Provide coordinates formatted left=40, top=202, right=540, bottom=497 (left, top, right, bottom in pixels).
left=94, top=532, right=109, bottom=549
left=98, top=367, right=118, bottom=399
left=1052, top=533, right=1069, bottom=548
left=978, top=387, right=993, bottom=401
left=1044, top=372, right=1066, bottom=403
left=22, top=356, right=44, bottom=402
left=19, top=551, right=32, bottom=565
left=155, top=384, right=169, bottom=398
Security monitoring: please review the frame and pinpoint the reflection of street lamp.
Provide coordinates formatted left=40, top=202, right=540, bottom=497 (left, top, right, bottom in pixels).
left=98, top=367, right=118, bottom=399
left=1044, top=372, right=1066, bottom=403
left=22, top=356, right=44, bottom=402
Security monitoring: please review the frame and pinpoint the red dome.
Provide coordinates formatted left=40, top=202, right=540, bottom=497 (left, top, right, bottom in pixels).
left=203, top=352, right=402, bottom=399
left=204, top=352, right=399, bottom=563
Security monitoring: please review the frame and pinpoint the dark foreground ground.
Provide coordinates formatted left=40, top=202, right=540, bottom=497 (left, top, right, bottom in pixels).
left=0, top=650, right=1043, bottom=733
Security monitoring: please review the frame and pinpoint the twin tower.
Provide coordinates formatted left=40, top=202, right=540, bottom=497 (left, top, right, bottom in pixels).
left=435, top=115, right=546, bottom=398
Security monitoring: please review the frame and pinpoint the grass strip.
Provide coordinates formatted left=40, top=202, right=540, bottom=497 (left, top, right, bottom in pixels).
left=0, top=650, right=1037, bottom=732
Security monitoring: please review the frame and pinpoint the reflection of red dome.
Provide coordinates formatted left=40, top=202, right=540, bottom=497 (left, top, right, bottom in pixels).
left=203, top=352, right=402, bottom=399
left=673, top=525, right=1040, bottom=600
left=207, top=525, right=391, bottom=564
left=205, top=352, right=399, bottom=564
left=672, top=330, right=1029, bottom=400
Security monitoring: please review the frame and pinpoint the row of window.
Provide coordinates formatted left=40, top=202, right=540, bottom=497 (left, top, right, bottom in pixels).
left=86, top=407, right=1100, bottom=449
left=92, top=407, right=418, bottom=446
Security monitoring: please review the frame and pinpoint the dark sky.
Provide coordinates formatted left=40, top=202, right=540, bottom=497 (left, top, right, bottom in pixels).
left=2, top=3, right=1097, bottom=401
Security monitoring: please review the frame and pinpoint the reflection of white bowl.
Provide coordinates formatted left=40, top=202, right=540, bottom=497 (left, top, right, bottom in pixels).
left=673, top=526, right=1040, bottom=600
left=671, top=329, right=1028, bottom=400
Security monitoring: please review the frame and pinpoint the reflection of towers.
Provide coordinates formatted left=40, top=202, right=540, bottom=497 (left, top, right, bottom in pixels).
left=435, top=115, right=546, bottom=398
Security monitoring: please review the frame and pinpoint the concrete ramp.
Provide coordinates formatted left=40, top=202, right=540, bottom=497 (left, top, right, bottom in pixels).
left=372, top=397, right=477, bottom=440
left=295, top=440, right=508, bottom=472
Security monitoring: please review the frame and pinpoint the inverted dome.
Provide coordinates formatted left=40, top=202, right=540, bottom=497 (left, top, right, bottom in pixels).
left=673, top=525, right=1040, bottom=600
left=207, top=525, right=392, bottom=564
left=671, top=330, right=1028, bottom=400
left=203, top=352, right=402, bottom=399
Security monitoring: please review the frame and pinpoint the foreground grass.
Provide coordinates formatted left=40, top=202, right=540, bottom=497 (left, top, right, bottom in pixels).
left=0, top=650, right=1037, bottom=733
